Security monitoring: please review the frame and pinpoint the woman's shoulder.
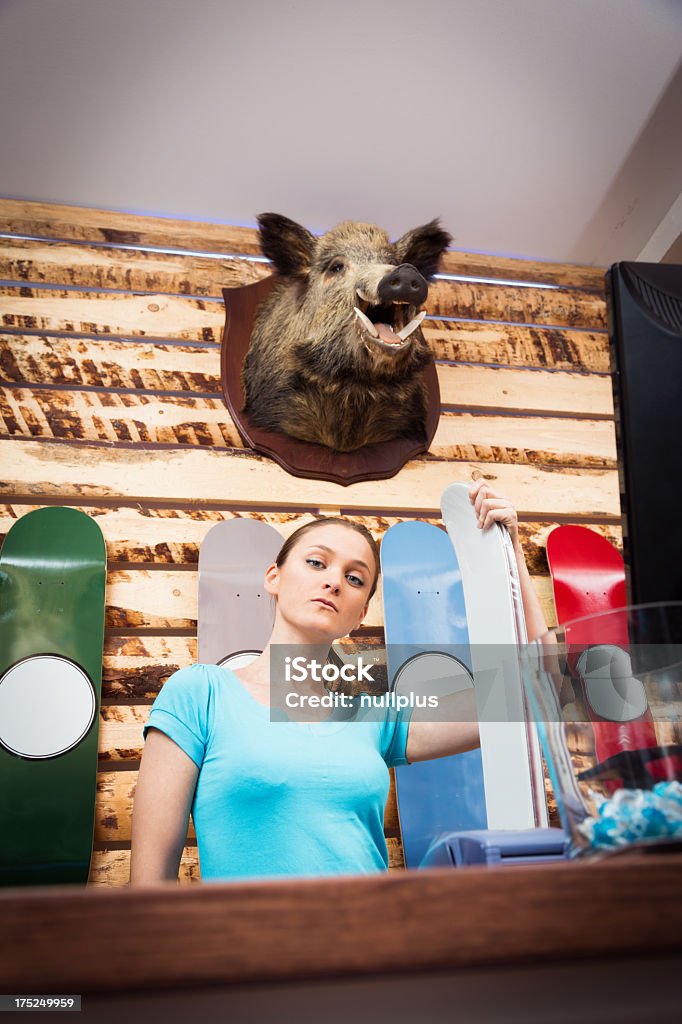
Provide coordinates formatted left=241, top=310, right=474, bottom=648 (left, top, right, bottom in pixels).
left=145, top=664, right=225, bottom=756
left=162, top=662, right=228, bottom=694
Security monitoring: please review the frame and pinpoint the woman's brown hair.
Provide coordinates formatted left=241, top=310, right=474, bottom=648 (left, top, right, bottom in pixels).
left=275, top=517, right=380, bottom=599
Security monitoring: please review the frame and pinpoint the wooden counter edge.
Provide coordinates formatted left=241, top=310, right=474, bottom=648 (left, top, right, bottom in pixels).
left=1, top=853, right=681, bottom=993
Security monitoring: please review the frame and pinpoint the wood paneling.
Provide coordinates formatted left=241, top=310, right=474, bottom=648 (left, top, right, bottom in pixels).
left=2, top=324, right=611, bottom=379
left=0, top=386, right=616, bottom=463
left=433, top=413, right=616, bottom=468
left=1, top=334, right=224, bottom=391
left=0, top=387, right=242, bottom=447
left=0, top=197, right=607, bottom=288
left=1, top=438, right=620, bottom=515
left=0, top=505, right=310, bottom=566
left=437, top=364, right=612, bottom=415
left=0, top=505, right=622, bottom=573
left=0, top=370, right=614, bottom=434
left=0, top=199, right=267, bottom=257
left=0, top=551, right=538, bottom=629
left=1, top=285, right=605, bottom=342
left=99, top=705, right=148, bottom=760
left=102, top=567, right=555, bottom=631
left=103, top=635, right=197, bottom=700
left=0, top=198, right=618, bottom=885
left=1, top=335, right=614, bottom=414
left=95, top=769, right=143, bottom=842
left=1, top=286, right=226, bottom=342
left=89, top=846, right=201, bottom=886
left=0, top=244, right=605, bottom=333
left=0, top=237, right=606, bottom=328
left=0, top=236, right=267, bottom=295
left=426, top=320, right=609, bottom=371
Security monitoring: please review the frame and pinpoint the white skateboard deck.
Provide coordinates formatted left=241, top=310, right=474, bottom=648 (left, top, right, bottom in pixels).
left=440, top=482, right=548, bottom=829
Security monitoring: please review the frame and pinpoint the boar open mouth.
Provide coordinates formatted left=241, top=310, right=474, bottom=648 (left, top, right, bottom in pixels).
left=353, top=298, right=426, bottom=350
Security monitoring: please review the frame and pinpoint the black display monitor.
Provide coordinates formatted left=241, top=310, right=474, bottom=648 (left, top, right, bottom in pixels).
left=606, top=262, right=682, bottom=604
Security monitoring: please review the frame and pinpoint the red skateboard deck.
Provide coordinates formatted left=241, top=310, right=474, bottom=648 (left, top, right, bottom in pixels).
left=546, top=525, right=681, bottom=790
left=547, top=525, right=627, bottom=644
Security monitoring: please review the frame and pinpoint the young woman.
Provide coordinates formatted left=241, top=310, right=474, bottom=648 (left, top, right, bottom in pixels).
left=130, top=479, right=547, bottom=884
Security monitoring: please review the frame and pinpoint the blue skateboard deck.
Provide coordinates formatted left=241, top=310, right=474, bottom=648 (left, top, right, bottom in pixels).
left=0, top=507, right=106, bottom=886
left=198, top=518, right=282, bottom=669
left=381, top=520, right=487, bottom=868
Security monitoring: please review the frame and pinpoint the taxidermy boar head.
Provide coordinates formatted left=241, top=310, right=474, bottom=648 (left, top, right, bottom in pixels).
left=241, top=213, right=451, bottom=453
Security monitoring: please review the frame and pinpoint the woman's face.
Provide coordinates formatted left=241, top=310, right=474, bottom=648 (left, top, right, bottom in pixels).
left=266, top=523, right=376, bottom=641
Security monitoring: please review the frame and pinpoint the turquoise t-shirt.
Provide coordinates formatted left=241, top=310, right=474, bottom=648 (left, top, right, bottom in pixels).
left=143, top=664, right=411, bottom=881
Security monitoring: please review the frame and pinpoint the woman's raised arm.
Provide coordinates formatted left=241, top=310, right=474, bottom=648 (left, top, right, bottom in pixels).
left=404, top=480, right=549, bottom=763
left=129, top=728, right=199, bottom=885
left=470, top=477, right=548, bottom=642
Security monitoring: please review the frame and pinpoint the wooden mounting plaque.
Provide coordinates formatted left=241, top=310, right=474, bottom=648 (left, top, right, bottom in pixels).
left=220, top=276, right=441, bottom=486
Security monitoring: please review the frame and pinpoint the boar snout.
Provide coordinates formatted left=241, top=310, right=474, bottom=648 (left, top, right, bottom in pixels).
left=377, top=264, right=428, bottom=307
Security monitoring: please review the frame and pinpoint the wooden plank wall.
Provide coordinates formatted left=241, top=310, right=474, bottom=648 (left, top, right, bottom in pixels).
left=0, top=199, right=617, bottom=885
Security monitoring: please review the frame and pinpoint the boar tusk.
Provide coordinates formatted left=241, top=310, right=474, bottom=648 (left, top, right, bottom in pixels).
left=396, top=310, right=427, bottom=341
left=353, top=306, right=379, bottom=338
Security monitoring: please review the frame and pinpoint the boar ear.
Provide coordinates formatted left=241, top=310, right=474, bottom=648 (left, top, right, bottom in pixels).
left=257, top=213, right=315, bottom=277
left=394, top=219, right=452, bottom=280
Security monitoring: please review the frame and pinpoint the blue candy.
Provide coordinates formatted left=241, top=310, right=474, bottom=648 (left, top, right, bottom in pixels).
left=578, top=781, right=682, bottom=850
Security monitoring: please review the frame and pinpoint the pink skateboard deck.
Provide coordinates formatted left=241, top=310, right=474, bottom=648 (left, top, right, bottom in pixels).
left=198, top=519, right=282, bottom=670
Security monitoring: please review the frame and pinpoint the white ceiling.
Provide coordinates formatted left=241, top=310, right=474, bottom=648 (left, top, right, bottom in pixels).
left=1, top=0, right=681, bottom=265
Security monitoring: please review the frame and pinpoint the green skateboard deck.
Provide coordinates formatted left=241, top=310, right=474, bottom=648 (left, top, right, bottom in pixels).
left=0, top=507, right=106, bottom=886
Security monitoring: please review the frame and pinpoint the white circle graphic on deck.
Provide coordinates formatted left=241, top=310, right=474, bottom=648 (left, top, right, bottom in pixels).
left=577, top=645, right=648, bottom=722
left=0, top=656, right=96, bottom=759
left=219, top=650, right=261, bottom=671
left=393, top=651, right=474, bottom=697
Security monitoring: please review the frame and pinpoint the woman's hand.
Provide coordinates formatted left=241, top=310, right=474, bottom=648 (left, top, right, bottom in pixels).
left=469, top=477, right=519, bottom=545
left=468, top=474, right=549, bottom=642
